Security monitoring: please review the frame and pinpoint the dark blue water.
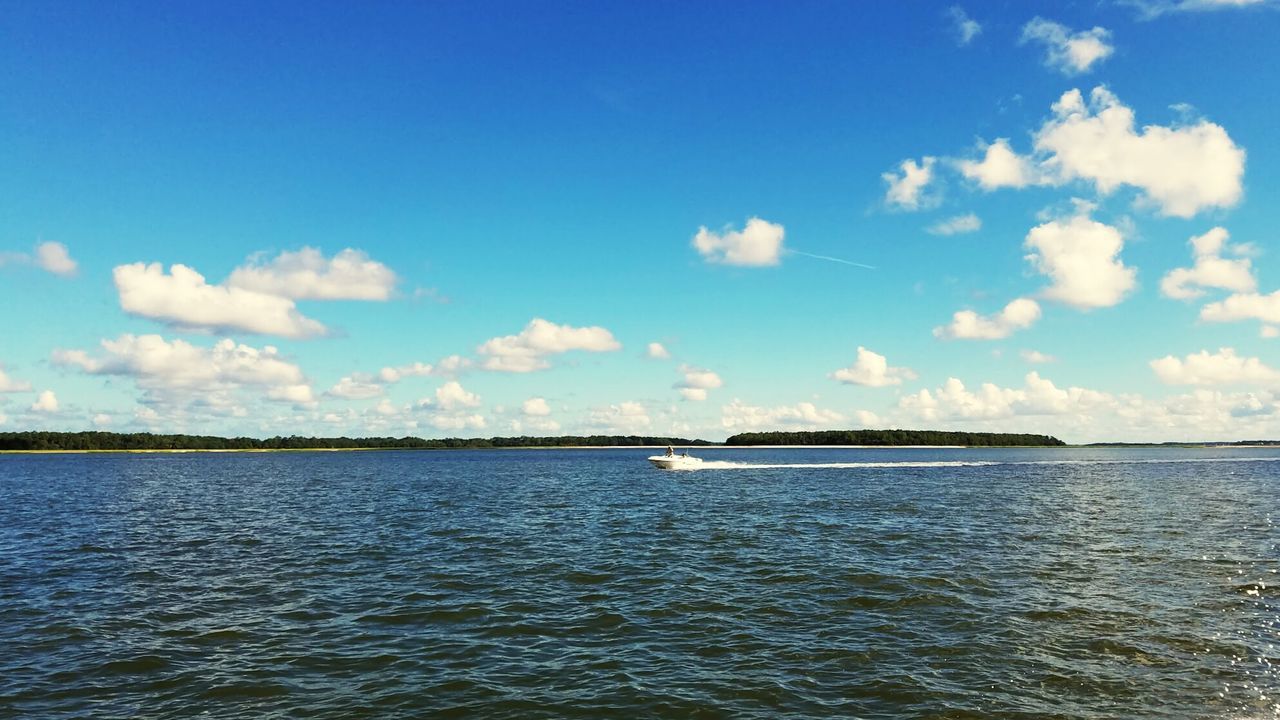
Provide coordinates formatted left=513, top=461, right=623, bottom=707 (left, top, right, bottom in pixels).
left=1, top=447, right=1277, bottom=718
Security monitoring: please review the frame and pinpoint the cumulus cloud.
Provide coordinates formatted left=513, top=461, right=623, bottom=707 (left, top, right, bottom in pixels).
left=1024, top=206, right=1136, bottom=309
left=1125, top=0, right=1270, bottom=18
left=721, top=400, right=844, bottom=431
left=882, top=157, right=938, bottom=211
left=1021, top=349, right=1057, bottom=364
left=1160, top=227, right=1256, bottom=300
left=522, top=397, right=551, bottom=416
left=377, top=356, right=471, bottom=383
left=92, top=413, right=112, bottom=427
left=54, top=334, right=315, bottom=408
left=1151, top=348, right=1280, bottom=386
left=477, top=318, right=621, bottom=372
left=926, top=213, right=982, bottom=236
left=956, top=89, right=1246, bottom=219
left=957, top=139, right=1042, bottom=191
left=432, top=381, right=481, bottom=411
left=934, top=297, right=1041, bottom=340
left=947, top=6, right=982, bottom=45
left=427, top=412, right=487, bottom=432
left=1036, top=87, right=1245, bottom=218
left=1020, top=18, right=1114, bottom=75
left=0, top=367, right=32, bottom=393
left=674, top=364, right=723, bottom=402
left=35, top=242, right=78, bottom=276
left=830, top=347, right=917, bottom=387
left=30, top=390, right=59, bottom=413
left=227, top=247, right=397, bottom=300
left=900, top=372, right=1113, bottom=422
left=1201, top=291, right=1280, bottom=326
left=588, top=401, right=652, bottom=433
left=328, top=374, right=384, bottom=399
left=114, top=263, right=328, bottom=338
left=692, top=217, right=786, bottom=266
left=646, top=342, right=671, bottom=360
left=0, top=241, right=78, bottom=277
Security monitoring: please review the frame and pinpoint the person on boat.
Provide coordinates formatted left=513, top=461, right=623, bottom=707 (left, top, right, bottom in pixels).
left=665, top=445, right=674, bottom=457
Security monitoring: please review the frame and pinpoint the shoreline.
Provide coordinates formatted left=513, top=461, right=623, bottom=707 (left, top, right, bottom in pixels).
left=2, top=444, right=1267, bottom=456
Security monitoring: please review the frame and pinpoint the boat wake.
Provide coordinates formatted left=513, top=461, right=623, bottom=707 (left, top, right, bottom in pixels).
left=677, top=456, right=1280, bottom=471
left=693, top=460, right=1001, bottom=470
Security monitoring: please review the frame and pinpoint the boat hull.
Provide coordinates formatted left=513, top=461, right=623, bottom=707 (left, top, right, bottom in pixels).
left=647, top=455, right=703, bottom=470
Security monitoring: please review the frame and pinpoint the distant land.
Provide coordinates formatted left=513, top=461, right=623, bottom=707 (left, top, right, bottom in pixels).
left=0, top=429, right=1074, bottom=452
left=723, top=430, right=1065, bottom=447
left=0, top=431, right=712, bottom=452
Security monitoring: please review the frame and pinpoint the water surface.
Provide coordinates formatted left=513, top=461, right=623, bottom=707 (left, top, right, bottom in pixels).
left=1, top=447, right=1277, bottom=718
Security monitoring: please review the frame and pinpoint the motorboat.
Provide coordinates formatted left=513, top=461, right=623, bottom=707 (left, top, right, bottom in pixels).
left=648, top=450, right=703, bottom=470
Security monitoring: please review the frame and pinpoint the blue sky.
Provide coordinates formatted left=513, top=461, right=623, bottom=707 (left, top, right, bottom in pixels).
left=3, top=0, right=1280, bottom=442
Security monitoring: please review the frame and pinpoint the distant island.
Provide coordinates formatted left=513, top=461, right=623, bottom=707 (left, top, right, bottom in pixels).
left=0, top=429, right=1067, bottom=452
left=0, top=431, right=712, bottom=452
left=724, top=430, right=1065, bottom=446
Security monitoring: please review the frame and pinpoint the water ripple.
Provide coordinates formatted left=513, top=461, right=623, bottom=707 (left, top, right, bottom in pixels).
left=0, top=446, right=1277, bottom=718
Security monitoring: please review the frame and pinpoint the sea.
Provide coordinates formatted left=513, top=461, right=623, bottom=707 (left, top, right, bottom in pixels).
left=1, top=446, right=1277, bottom=719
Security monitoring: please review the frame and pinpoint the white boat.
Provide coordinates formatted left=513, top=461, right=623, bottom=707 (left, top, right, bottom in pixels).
left=647, top=451, right=703, bottom=470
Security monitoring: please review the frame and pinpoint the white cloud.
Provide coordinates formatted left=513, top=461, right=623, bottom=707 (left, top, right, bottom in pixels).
left=433, top=380, right=481, bottom=411
left=1024, top=206, right=1136, bottom=309
left=1151, top=348, right=1280, bottom=386
left=31, top=390, right=59, bottom=413
left=900, top=372, right=1113, bottom=422
left=830, top=347, right=917, bottom=387
left=926, top=213, right=982, bottom=236
left=1264, top=326, right=1280, bottom=339
left=114, top=263, right=328, bottom=338
left=54, top=334, right=315, bottom=407
left=1160, top=227, right=1256, bottom=300
left=477, top=318, right=621, bottom=373
left=1125, top=0, right=1270, bottom=18
left=509, top=417, right=561, bottom=434
left=947, top=6, right=982, bottom=45
left=521, top=397, right=551, bottom=416
left=0, top=367, right=32, bottom=393
left=957, top=139, right=1041, bottom=191
left=1020, top=18, right=1114, bottom=75
left=721, top=400, right=845, bottom=431
left=0, top=241, right=78, bottom=277
left=1201, top=291, right=1280, bottom=325
left=34, top=242, right=78, bottom=276
left=328, top=375, right=384, bottom=400
left=267, top=384, right=315, bottom=404
left=1035, top=87, right=1245, bottom=218
left=1021, top=349, right=1057, bottom=364
left=378, top=362, right=434, bottom=383
left=588, top=401, right=652, bottom=433
left=882, top=157, right=938, bottom=211
left=675, top=364, right=723, bottom=402
left=92, top=413, right=112, bottom=427
left=227, top=247, right=397, bottom=301
left=378, top=355, right=472, bottom=383
left=934, top=297, right=1041, bottom=340
left=428, top=412, right=487, bottom=432
left=692, top=217, right=786, bottom=266
left=646, top=342, right=671, bottom=360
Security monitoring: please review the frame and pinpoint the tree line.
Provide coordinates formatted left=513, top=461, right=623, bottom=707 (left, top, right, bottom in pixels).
left=0, top=431, right=712, bottom=452
left=724, top=430, right=1065, bottom=446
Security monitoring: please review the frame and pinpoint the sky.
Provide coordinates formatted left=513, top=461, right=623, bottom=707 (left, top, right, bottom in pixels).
left=2, top=0, right=1280, bottom=443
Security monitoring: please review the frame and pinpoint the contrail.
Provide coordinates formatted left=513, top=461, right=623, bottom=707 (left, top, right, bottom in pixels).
left=789, top=249, right=876, bottom=270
